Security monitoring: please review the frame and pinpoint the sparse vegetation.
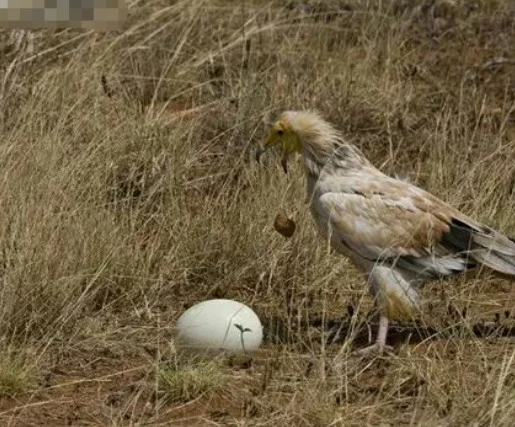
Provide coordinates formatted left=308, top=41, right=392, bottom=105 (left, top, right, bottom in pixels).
left=158, top=358, right=225, bottom=403
left=0, top=351, right=35, bottom=398
left=0, top=0, right=513, bottom=424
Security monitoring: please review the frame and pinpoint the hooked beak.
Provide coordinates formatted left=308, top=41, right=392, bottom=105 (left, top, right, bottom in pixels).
left=280, top=152, right=288, bottom=174
left=256, top=130, right=289, bottom=174
left=255, top=146, right=266, bottom=163
left=256, top=130, right=273, bottom=163
left=255, top=144, right=288, bottom=174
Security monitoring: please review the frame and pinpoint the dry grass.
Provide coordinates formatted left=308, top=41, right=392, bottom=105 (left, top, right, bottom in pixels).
left=0, top=0, right=514, bottom=425
left=158, top=358, right=226, bottom=403
left=0, top=348, right=36, bottom=398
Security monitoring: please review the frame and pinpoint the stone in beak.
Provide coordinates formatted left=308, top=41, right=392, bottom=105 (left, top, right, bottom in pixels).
left=255, top=145, right=288, bottom=174
left=255, top=146, right=266, bottom=163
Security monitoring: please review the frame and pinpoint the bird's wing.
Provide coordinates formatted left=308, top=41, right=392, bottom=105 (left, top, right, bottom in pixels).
left=315, top=174, right=515, bottom=279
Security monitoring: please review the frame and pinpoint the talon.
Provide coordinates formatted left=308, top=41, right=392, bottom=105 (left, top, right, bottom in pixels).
left=354, top=342, right=393, bottom=357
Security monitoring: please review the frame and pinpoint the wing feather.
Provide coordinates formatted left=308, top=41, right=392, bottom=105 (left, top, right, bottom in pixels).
left=318, top=191, right=449, bottom=259
left=315, top=173, right=515, bottom=279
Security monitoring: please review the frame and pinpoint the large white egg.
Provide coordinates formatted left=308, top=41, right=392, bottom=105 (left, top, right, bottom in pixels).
left=174, top=299, right=263, bottom=354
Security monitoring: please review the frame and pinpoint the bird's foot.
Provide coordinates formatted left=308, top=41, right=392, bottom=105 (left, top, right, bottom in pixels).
left=330, top=343, right=393, bottom=373
left=354, top=342, right=393, bottom=357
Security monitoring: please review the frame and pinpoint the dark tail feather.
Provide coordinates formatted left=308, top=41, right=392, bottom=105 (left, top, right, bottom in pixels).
left=441, top=218, right=515, bottom=276
left=472, top=251, right=515, bottom=276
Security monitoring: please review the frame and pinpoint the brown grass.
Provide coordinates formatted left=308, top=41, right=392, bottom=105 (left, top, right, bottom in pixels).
left=0, top=0, right=514, bottom=425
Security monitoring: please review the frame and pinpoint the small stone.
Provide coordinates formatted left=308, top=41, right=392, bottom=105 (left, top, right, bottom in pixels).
left=274, top=211, right=296, bottom=238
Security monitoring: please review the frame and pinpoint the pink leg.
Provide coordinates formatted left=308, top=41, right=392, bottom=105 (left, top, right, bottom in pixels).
left=376, top=315, right=389, bottom=350
left=355, top=314, right=391, bottom=355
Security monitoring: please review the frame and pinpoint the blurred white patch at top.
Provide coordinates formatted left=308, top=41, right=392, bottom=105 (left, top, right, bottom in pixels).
left=0, top=0, right=127, bottom=30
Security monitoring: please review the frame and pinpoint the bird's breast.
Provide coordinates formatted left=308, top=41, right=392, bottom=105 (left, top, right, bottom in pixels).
left=309, top=195, right=357, bottom=259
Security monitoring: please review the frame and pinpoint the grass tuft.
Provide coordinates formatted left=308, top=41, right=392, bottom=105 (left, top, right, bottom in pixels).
left=0, top=354, right=35, bottom=398
left=157, top=359, right=226, bottom=403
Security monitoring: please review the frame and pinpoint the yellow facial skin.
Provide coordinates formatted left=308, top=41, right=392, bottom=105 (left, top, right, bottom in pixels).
left=258, top=119, right=302, bottom=173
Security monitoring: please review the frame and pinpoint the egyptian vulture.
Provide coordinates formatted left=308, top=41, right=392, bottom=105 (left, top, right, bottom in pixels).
left=258, top=110, right=515, bottom=354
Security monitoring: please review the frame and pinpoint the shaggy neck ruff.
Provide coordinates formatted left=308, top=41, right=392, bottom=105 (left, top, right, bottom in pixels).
left=281, top=111, right=369, bottom=178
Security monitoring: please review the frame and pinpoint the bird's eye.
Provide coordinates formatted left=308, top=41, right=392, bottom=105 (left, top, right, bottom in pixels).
left=277, top=129, right=284, bottom=135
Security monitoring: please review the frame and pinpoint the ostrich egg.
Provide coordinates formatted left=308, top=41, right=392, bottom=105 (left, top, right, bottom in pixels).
left=174, top=299, right=263, bottom=353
